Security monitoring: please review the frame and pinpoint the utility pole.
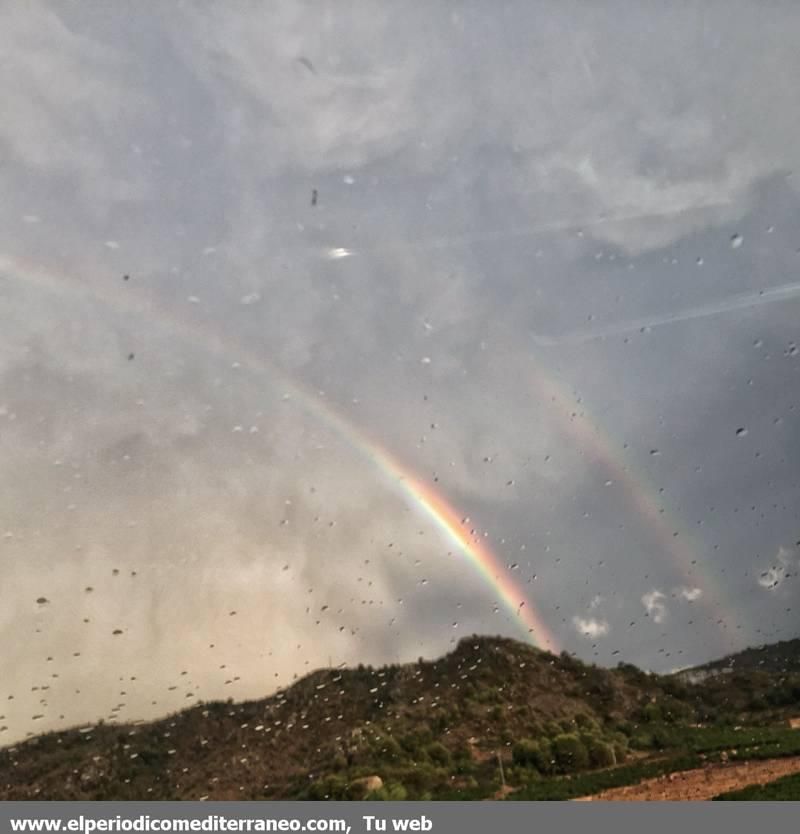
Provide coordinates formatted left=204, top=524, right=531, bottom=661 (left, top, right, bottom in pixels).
left=497, top=751, right=506, bottom=790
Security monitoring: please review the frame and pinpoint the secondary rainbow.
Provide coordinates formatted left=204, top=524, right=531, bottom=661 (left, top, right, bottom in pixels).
left=527, top=355, right=742, bottom=655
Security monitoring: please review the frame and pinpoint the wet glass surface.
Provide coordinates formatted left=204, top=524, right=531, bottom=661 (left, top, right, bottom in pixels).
left=1, top=3, right=798, bottom=751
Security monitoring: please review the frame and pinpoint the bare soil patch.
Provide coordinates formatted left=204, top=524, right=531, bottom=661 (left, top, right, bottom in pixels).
left=577, top=756, right=800, bottom=801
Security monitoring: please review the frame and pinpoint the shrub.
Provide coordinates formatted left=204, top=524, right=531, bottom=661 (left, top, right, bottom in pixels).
left=613, top=720, right=634, bottom=737
left=512, top=738, right=554, bottom=773
left=308, top=775, right=349, bottom=800
left=426, top=742, right=451, bottom=767
left=399, top=726, right=433, bottom=756
left=584, top=736, right=616, bottom=768
left=607, top=731, right=629, bottom=763
left=136, top=747, right=168, bottom=768
left=552, top=734, right=590, bottom=773
left=575, top=714, right=600, bottom=733
left=452, top=741, right=473, bottom=763
left=398, top=763, right=446, bottom=796
left=376, top=736, right=403, bottom=760
left=534, top=738, right=554, bottom=774
left=526, top=720, right=544, bottom=737
left=612, top=741, right=629, bottom=764
left=512, top=739, right=540, bottom=768
left=650, top=727, right=675, bottom=750
left=431, top=713, right=448, bottom=735
left=543, top=720, right=562, bottom=738
left=368, top=783, right=408, bottom=801
left=660, top=698, right=693, bottom=724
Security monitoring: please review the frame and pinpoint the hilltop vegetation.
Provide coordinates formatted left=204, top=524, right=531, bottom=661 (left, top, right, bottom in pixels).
left=682, top=637, right=800, bottom=677
left=1, top=635, right=799, bottom=800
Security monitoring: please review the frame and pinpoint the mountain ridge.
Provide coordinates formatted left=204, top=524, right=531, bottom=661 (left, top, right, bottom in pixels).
left=2, top=633, right=799, bottom=800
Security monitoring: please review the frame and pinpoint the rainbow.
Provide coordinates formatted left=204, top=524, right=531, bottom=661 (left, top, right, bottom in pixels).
left=2, top=250, right=745, bottom=656
left=362, top=446, right=559, bottom=649
left=0, top=252, right=558, bottom=650
left=527, top=355, right=741, bottom=655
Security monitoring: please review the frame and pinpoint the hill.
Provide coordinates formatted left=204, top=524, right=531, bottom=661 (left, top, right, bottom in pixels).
left=1, top=635, right=799, bottom=800
left=676, top=638, right=800, bottom=681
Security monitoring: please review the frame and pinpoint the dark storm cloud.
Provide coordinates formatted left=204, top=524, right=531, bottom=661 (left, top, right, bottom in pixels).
left=2, top=0, right=800, bottom=741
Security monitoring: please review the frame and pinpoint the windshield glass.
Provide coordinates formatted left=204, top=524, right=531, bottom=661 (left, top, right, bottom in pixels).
left=1, top=1, right=799, bottom=802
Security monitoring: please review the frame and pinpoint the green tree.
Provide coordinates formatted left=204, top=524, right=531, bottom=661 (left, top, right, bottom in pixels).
left=512, top=739, right=540, bottom=768
left=583, top=736, right=616, bottom=768
left=552, top=734, right=590, bottom=773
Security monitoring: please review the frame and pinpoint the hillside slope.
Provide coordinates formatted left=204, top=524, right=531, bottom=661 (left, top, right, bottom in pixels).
left=1, top=635, right=799, bottom=800
left=679, top=638, right=800, bottom=677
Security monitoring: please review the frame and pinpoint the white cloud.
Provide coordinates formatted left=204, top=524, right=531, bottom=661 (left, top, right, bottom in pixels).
left=758, top=566, right=785, bottom=591
left=757, top=546, right=796, bottom=591
left=572, top=616, right=609, bottom=639
left=677, top=586, right=702, bottom=602
left=642, top=590, right=668, bottom=624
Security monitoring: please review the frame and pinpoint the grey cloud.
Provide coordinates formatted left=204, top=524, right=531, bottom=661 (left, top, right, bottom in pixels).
left=2, top=1, right=800, bottom=744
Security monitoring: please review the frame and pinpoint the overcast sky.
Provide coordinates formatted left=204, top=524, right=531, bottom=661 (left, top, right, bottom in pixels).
left=1, top=1, right=799, bottom=744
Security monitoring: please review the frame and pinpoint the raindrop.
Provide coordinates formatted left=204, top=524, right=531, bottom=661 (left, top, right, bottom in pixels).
left=736, top=427, right=748, bottom=438
left=730, top=233, right=743, bottom=249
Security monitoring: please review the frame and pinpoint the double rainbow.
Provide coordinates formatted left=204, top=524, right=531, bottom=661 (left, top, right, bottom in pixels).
left=2, top=250, right=740, bottom=656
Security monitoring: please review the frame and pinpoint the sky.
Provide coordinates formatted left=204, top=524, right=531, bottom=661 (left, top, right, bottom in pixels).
left=1, top=0, right=799, bottom=744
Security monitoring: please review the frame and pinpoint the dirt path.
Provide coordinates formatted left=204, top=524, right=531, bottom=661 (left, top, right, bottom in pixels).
left=577, top=756, right=800, bottom=801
